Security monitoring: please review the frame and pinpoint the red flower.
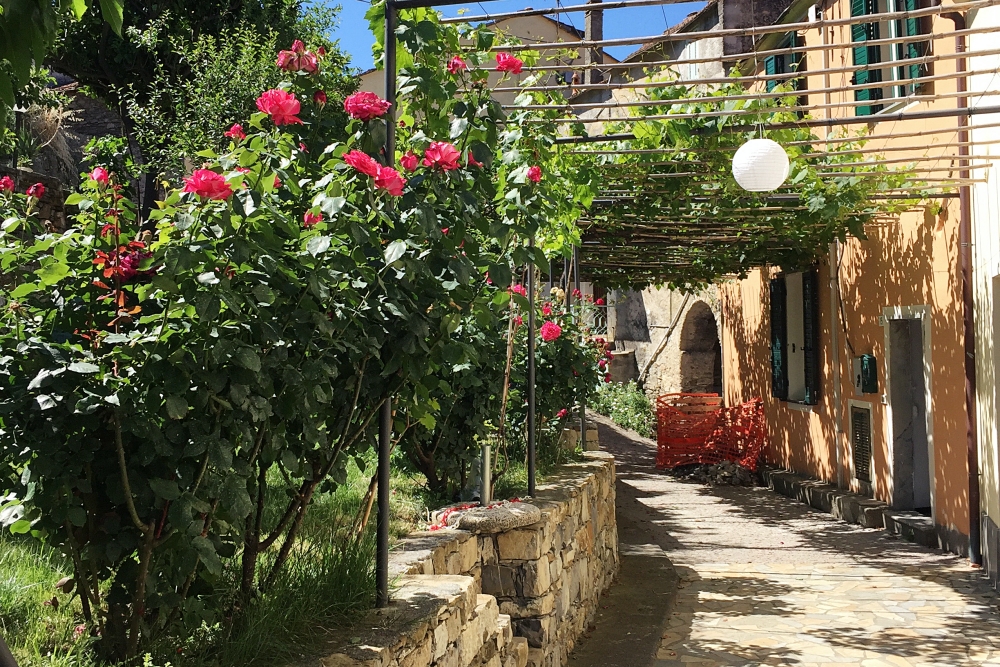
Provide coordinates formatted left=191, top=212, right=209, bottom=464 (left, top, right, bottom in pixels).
left=224, top=123, right=246, bottom=140
left=400, top=151, right=419, bottom=171
left=317, top=46, right=327, bottom=56
left=303, top=210, right=323, bottom=228
left=540, top=320, right=562, bottom=342
left=273, top=175, right=282, bottom=189
left=514, top=315, right=524, bottom=326
left=447, top=55, right=467, bottom=74
left=598, top=359, right=607, bottom=370
left=313, top=90, right=328, bottom=106
left=256, top=89, right=303, bottom=126
left=0, top=176, right=14, bottom=193
left=93, top=243, right=154, bottom=282
left=183, top=169, right=233, bottom=200
left=26, top=182, right=45, bottom=199
left=527, top=165, right=542, bottom=183
left=510, top=284, right=527, bottom=297
left=276, top=40, right=319, bottom=73
left=90, top=167, right=110, bottom=186
left=557, top=408, right=569, bottom=419
left=604, top=373, right=613, bottom=383
left=235, top=166, right=251, bottom=174
left=422, top=141, right=461, bottom=171
left=572, top=288, right=582, bottom=299
left=496, top=52, right=523, bottom=74
left=343, top=150, right=380, bottom=178
left=542, top=302, right=552, bottom=316
left=375, top=166, right=406, bottom=196
left=596, top=297, right=605, bottom=306
left=441, top=227, right=449, bottom=235
left=100, top=223, right=119, bottom=237
left=467, top=151, right=483, bottom=168
left=343, top=91, right=391, bottom=121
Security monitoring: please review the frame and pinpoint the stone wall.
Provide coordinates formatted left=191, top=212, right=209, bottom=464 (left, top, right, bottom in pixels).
left=314, top=452, right=617, bottom=667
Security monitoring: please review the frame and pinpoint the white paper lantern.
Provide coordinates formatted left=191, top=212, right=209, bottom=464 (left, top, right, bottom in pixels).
left=731, top=138, right=790, bottom=192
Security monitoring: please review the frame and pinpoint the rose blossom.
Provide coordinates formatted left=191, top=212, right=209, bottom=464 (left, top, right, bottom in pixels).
left=596, top=297, right=605, bottom=305
left=273, top=175, right=282, bottom=189
left=183, top=169, right=233, bottom=200
left=303, top=210, right=323, bottom=228
left=90, top=167, right=110, bottom=186
left=496, top=52, right=523, bottom=74
left=541, top=302, right=552, bottom=316
left=400, top=151, right=419, bottom=171
left=510, top=284, right=527, bottom=297
left=343, top=150, right=380, bottom=178
left=256, top=89, right=303, bottom=125
left=467, top=151, right=483, bottom=168
left=0, top=176, right=14, bottom=193
left=276, top=40, right=319, bottom=73
left=343, top=91, right=391, bottom=121
left=604, top=373, right=613, bottom=383
left=313, top=90, right=328, bottom=106
left=540, top=320, right=562, bottom=342
left=375, top=166, right=406, bottom=196
left=224, top=123, right=246, bottom=140
left=26, top=182, right=45, bottom=199
left=598, top=359, right=607, bottom=370
left=514, top=315, right=524, bottom=326
left=422, top=141, right=461, bottom=171
left=527, top=165, right=542, bottom=183
left=447, top=56, right=467, bottom=74
left=556, top=408, right=569, bottom=419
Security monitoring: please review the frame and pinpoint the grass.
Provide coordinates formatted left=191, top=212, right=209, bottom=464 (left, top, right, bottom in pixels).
left=2, top=455, right=433, bottom=667
left=590, top=381, right=657, bottom=439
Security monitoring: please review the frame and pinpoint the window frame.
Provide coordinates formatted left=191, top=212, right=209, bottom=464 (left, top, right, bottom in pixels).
left=770, top=270, right=821, bottom=406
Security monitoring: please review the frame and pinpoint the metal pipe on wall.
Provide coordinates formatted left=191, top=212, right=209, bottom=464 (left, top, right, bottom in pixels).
left=376, top=0, right=398, bottom=609
left=945, top=11, right=983, bottom=566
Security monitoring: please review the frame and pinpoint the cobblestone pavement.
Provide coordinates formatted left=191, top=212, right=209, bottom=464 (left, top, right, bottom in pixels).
left=568, top=415, right=1000, bottom=667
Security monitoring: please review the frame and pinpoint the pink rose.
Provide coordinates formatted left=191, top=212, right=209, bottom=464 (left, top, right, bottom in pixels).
left=343, top=91, right=391, bottom=121
left=0, top=176, right=13, bottom=193
left=273, top=175, right=282, bottom=189
left=400, top=151, right=419, bottom=171
left=224, top=123, right=246, bottom=140
left=343, top=150, right=381, bottom=178
left=422, top=141, right=461, bottom=171
left=303, top=210, right=323, bottom=228
left=596, top=297, right=605, bottom=305
left=541, top=302, right=552, bottom=316
left=256, top=89, right=303, bottom=126
left=447, top=56, right=467, bottom=74
left=540, top=321, right=562, bottom=342
left=496, top=52, right=523, bottom=74
left=313, top=90, right=328, bottom=106
left=467, top=151, right=483, bottom=168
left=375, top=166, right=406, bottom=196
left=26, top=182, right=45, bottom=199
left=514, top=315, right=523, bottom=326
left=556, top=408, right=569, bottom=419
left=276, top=40, right=319, bottom=73
left=90, top=167, right=110, bottom=186
left=510, top=284, right=527, bottom=297
left=598, top=359, right=607, bottom=370
left=604, top=373, right=612, bottom=383
left=527, top=165, right=542, bottom=183
left=183, top=169, right=233, bottom=201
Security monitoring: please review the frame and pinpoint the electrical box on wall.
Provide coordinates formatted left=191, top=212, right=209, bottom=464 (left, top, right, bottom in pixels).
left=852, top=355, right=879, bottom=395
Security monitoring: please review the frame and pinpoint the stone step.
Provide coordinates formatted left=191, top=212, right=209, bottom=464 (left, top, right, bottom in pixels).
left=764, top=469, right=887, bottom=529
left=883, top=510, right=938, bottom=548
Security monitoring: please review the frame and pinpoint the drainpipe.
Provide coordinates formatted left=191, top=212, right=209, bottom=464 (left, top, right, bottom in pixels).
left=944, top=11, right=982, bottom=566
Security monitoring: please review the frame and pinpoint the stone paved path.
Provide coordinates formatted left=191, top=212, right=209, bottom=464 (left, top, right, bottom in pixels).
left=568, top=414, right=1000, bottom=667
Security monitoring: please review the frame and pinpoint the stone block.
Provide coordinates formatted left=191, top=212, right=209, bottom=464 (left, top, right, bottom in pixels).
left=497, top=528, right=543, bottom=561
left=401, top=640, right=432, bottom=667
left=447, top=549, right=466, bottom=575
left=484, top=655, right=502, bottom=667
left=481, top=564, right=518, bottom=597
left=437, top=645, right=462, bottom=667
left=513, top=615, right=552, bottom=649
left=459, top=535, right=480, bottom=572
left=480, top=536, right=498, bottom=565
left=499, top=591, right=555, bottom=618
left=521, top=559, right=551, bottom=597
left=459, top=620, right=486, bottom=666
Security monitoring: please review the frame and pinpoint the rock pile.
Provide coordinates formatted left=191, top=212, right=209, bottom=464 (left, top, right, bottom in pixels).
left=670, top=460, right=759, bottom=486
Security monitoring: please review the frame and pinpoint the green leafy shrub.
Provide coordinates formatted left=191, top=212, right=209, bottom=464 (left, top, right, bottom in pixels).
left=591, top=381, right=656, bottom=440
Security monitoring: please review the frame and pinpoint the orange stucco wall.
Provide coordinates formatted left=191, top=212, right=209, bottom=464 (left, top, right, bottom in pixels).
left=720, top=0, right=972, bottom=539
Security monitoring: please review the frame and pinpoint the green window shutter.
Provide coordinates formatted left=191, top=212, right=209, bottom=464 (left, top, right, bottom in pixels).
left=903, top=0, right=925, bottom=88
left=789, top=33, right=802, bottom=91
left=802, top=269, right=822, bottom=406
left=770, top=275, right=789, bottom=401
left=852, top=0, right=883, bottom=115
left=765, top=55, right=778, bottom=93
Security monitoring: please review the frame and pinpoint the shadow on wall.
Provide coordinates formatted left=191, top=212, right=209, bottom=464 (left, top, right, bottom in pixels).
left=680, top=301, right=722, bottom=395
left=722, top=202, right=970, bottom=537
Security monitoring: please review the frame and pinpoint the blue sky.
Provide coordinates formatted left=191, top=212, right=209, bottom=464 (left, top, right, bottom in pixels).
left=321, top=0, right=707, bottom=71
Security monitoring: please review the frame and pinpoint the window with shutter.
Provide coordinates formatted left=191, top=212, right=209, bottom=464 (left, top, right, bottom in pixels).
left=770, top=276, right=789, bottom=400
left=765, top=33, right=802, bottom=94
left=802, top=270, right=821, bottom=406
left=853, top=0, right=884, bottom=116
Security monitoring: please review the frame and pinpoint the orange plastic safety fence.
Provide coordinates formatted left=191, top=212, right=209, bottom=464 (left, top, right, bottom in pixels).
left=656, top=394, right=767, bottom=471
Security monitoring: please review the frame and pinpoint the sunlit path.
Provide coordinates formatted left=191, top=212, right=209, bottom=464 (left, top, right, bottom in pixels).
left=569, top=415, right=1000, bottom=667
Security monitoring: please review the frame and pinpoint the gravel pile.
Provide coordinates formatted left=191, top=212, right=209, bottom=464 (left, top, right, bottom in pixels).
left=669, top=460, right=759, bottom=486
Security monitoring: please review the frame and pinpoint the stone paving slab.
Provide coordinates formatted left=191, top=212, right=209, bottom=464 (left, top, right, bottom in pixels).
left=568, top=414, right=1000, bottom=667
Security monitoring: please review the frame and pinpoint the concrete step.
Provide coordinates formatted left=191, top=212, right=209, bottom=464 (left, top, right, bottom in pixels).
left=763, top=469, right=886, bottom=529
left=883, top=510, right=937, bottom=549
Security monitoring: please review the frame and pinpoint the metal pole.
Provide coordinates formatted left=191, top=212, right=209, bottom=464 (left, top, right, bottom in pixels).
left=574, top=247, right=587, bottom=450
left=376, top=0, right=397, bottom=609
left=528, top=239, right=537, bottom=497
left=0, top=634, right=18, bottom=667
left=481, top=440, right=492, bottom=505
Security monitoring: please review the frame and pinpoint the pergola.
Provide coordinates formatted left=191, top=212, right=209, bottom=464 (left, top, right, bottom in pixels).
left=373, top=0, right=1000, bottom=604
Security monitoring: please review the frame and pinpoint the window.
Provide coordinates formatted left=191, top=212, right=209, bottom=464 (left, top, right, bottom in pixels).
left=770, top=270, right=821, bottom=405
left=764, top=33, right=804, bottom=93
left=851, top=0, right=930, bottom=116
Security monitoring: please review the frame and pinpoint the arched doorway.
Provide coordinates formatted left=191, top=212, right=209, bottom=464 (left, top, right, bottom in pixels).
left=679, top=301, right=722, bottom=395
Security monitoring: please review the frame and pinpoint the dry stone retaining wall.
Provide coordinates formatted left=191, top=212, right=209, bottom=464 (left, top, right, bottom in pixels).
left=314, top=452, right=617, bottom=667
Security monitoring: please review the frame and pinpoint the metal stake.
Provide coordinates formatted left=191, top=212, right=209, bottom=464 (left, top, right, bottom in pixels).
left=528, top=239, right=537, bottom=497
left=574, top=246, right=587, bottom=450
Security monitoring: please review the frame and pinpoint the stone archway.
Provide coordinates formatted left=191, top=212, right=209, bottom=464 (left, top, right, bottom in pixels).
left=679, top=301, right=722, bottom=395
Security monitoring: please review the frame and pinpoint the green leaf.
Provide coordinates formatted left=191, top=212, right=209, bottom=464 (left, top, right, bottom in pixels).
left=9, top=519, right=32, bottom=535
left=9, top=283, right=37, bottom=298
left=165, top=396, right=188, bottom=420
left=234, top=348, right=261, bottom=372
left=192, top=536, right=223, bottom=575
left=67, top=507, right=87, bottom=527
left=98, top=0, right=124, bottom=35
left=450, top=117, right=469, bottom=140
left=384, top=240, right=407, bottom=265
left=487, top=263, right=512, bottom=289
left=149, top=478, right=181, bottom=501
left=222, top=477, right=253, bottom=520
left=34, top=395, right=57, bottom=411
left=197, top=272, right=220, bottom=285
left=36, top=261, right=70, bottom=286
left=307, top=235, right=331, bottom=257
left=68, top=362, right=100, bottom=374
